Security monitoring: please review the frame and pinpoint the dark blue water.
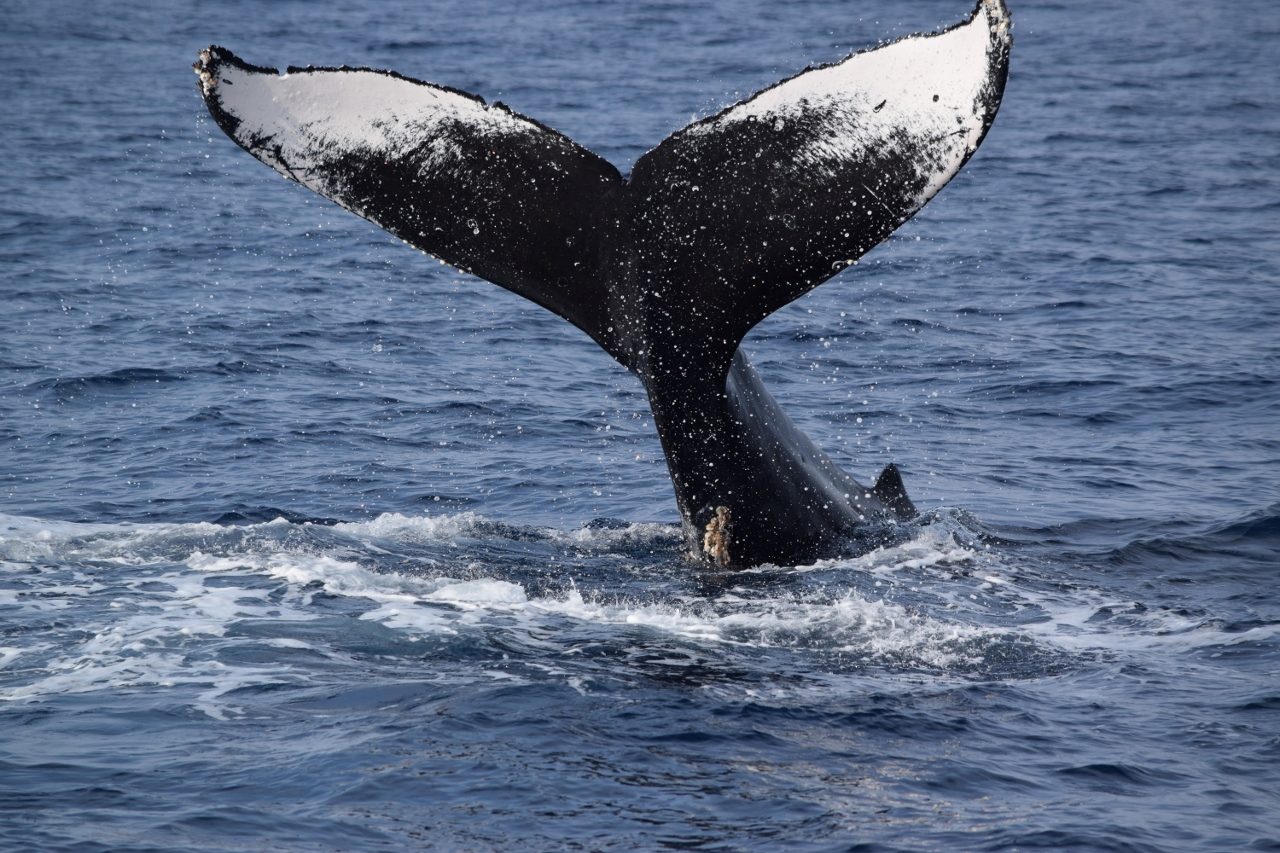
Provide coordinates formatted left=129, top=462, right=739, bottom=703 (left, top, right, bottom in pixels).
left=3, top=0, right=1278, bottom=849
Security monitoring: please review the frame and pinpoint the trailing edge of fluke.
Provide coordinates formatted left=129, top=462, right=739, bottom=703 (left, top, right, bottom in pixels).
left=194, top=0, right=1012, bottom=568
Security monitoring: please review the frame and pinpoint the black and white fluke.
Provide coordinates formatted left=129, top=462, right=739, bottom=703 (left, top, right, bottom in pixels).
left=195, top=0, right=1012, bottom=568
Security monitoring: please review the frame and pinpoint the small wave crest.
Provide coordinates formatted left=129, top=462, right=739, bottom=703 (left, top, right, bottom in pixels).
left=22, top=367, right=183, bottom=402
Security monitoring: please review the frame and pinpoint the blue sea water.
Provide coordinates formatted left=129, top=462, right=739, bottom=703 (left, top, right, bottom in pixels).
left=2, top=0, right=1278, bottom=849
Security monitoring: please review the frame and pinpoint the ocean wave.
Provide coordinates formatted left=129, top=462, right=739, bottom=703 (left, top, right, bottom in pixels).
left=22, top=367, right=184, bottom=400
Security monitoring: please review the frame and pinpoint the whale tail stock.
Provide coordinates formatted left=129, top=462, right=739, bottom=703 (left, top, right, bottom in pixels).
left=195, top=0, right=1011, bottom=566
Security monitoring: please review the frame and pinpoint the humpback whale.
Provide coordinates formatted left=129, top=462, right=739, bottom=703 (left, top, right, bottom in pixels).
left=194, top=0, right=1012, bottom=568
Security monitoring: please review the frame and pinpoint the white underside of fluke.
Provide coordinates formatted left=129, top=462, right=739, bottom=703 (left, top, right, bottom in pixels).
left=200, top=52, right=540, bottom=192
left=688, top=0, right=1009, bottom=209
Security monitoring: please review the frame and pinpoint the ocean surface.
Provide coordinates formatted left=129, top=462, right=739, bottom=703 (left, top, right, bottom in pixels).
left=2, top=0, right=1278, bottom=849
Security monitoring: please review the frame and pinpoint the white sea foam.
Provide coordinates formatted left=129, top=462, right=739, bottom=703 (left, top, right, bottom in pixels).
left=780, top=521, right=984, bottom=578
left=333, top=511, right=485, bottom=544
left=332, top=510, right=679, bottom=552
left=427, top=579, right=528, bottom=606
left=0, top=513, right=999, bottom=713
left=537, top=585, right=993, bottom=668
left=182, top=548, right=894, bottom=655
left=1, top=508, right=1264, bottom=715
left=548, top=520, right=681, bottom=550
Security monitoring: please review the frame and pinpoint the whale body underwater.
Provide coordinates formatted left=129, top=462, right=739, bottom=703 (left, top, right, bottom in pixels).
left=195, top=0, right=1012, bottom=569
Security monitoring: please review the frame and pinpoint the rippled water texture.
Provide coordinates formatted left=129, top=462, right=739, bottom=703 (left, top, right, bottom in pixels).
left=2, top=0, right=1278, bottom=850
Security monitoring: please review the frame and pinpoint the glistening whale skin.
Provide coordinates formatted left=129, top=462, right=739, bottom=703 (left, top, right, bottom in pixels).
left=194, top=0, right=1012, bottom=568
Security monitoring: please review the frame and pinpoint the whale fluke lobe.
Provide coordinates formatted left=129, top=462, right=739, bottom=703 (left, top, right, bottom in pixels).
left=629, top=0, right=1011, bottom=367
left=195, top=1, right=1012, bottom=568
left=194, top=46, right=628, bottom=360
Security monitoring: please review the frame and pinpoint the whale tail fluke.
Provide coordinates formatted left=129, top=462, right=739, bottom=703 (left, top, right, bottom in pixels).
left=194, top=0, right=1011, bottom=380
left=194, top=2, right=1013, bottom=566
